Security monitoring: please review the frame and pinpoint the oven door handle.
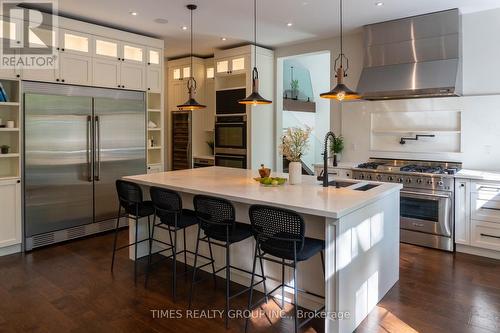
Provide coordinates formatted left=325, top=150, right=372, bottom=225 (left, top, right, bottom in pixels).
left=216, top=154, right=246, bottom=159
left=400, top=190, right=450, bottom=199
left=215, top=122, right=246, bottom=125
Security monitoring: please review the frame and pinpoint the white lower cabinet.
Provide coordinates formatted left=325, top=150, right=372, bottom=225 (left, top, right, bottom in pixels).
left=454, top=179, right=470, bottom=245
left=147, top=164, right=163, bottom=174
left=59, top=53, right=92, bottom=85
left=471, top=220, right=500, bottom=251
left=93, top=58, right=121, bottom=88
left=121, top=62, right=145, bottom=90
left=0, top=179, right=21, bottom=250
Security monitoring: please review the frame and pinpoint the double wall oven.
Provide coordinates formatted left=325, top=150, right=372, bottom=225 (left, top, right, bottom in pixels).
left=353, top=159, right=461, bottom=252
left=214, top=88, right=248, bottom=169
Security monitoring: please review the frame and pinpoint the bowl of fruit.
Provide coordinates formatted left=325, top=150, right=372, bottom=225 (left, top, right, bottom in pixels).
left=254, top=176, right=287, bottom=187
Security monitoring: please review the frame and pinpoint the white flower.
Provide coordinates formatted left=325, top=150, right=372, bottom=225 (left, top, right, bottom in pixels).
left=279, top=126, right=312, bottom=162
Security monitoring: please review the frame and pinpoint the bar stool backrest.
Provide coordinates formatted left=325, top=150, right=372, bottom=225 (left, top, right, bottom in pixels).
left=150, top=187, right=182, bottom=223
left=249, top=204, right=306, bottom=254
left=193, top=195, right=235, bottom=231
left=116, top=180, right=143, bottom=215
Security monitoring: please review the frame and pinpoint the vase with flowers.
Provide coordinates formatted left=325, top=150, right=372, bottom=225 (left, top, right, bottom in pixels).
left=280, top=126, right=312, bottom=185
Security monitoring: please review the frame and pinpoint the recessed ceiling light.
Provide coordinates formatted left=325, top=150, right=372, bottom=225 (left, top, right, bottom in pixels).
left=287, top=22, right=293, bottom=27
left=154, top=18, right=168, bottom=24
left=375, top=1, right=384, bottom=6
left=181, top=25, right=188, bottom=30
left=221, top=37, right=227, bottom=41
left=129, top=11, right=138, bottom=16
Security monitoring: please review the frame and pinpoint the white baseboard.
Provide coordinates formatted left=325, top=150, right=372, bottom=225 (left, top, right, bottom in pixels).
left=0, top=243, right=21, bottom=257
left=456, top=244, right=500, bottom=260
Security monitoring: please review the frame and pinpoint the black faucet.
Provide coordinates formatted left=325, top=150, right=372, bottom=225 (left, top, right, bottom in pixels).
left=322, top=131, right=336, bottom=187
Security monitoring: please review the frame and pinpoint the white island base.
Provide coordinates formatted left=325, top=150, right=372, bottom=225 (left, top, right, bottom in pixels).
left=124, top=167, right=401, bottom=333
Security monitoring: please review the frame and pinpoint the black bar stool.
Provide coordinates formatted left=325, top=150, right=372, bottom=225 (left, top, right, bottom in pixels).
left=145, top=186, right=199, bottom=301
left=111, top=180, right=155, bottom=283
left=246, top=204, right=325, bottom=333
left=189, top=195, right=267, bottom=328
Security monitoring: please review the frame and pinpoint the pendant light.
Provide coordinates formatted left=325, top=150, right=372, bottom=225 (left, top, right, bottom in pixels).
left=238, top=0, right=272, bottom=105
left=177, top=4, right=206, bottom=111
left=320, top=0, right=361, bottom=101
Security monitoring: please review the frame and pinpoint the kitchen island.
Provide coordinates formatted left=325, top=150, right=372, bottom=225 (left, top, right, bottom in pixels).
left=124, top=166, right=402, bottom=333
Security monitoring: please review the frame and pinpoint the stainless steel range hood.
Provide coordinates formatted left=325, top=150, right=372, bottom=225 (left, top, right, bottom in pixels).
left=357, top=9, right=462, bottom=100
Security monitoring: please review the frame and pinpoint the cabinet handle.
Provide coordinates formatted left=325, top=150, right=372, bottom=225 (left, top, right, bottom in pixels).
left=147, top=88, right=151, bottom=91
left=17, top=180, right=20, bottom=183
left=480, top=233, right=500, bottom=240
left=122, top=59, right=125, bottom=62
left=61, top=48, right=65, bottom=51
left=16, top=74, right=20, bottom=78
left=147, top=62, right=151, bottom=65
left=56, top=47, right=60, bottom=51
left=56, top=78, right=60, bottom=82
left=482, top=206, right=500, bottom=212
left=118, top=57, right=121, bottom=61
left=122, top=85, right=125, bottom=88
left=61, top=79, right=65, bottom=82
left=118, top=85, right=121, bottom=88
left=460, top=183, right=465, bottom=187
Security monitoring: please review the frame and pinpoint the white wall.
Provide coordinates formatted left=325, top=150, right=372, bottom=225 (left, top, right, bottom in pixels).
left=275, top=7, right=500, bottom=172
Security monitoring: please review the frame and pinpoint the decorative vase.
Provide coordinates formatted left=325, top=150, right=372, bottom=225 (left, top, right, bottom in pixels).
left=289, top=161, right=302, bottom=185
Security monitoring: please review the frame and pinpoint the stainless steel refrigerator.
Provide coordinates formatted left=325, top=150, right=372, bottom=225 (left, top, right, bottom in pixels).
left=23, top=82, right=146, bottom=250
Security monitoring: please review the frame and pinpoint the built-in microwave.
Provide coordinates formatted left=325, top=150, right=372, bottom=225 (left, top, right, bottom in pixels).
left=214, top=115, right=247, bottom=152
left=216, top=88, right=247, bottom=114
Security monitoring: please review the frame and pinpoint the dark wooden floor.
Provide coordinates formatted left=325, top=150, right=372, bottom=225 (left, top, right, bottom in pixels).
left=0, top=230, right=499, bottom=333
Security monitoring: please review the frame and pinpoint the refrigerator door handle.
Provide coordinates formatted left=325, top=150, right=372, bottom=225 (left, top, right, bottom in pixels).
left=94, top=115, right=101, bottom=181
left=87, top=115, right=93, bottom=182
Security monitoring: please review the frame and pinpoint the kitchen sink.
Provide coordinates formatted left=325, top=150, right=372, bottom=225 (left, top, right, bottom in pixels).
left=353, top=184, right=380, bottom=191
left=327, top=180, right=358, bottom=188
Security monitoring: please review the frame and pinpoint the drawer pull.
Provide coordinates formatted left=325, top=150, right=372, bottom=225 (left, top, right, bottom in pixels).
left=482, top=206, right=500, bottom=212
left=478, top=186, right=500, bottom=192
left=480, top=233, right=500, bottom=240
left=412, top=223, right=425, bottom=227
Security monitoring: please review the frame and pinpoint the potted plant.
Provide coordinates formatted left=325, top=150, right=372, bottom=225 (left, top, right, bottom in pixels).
left=1, top=145, right=10, bottom=154
left=280, top=126, right=312, bottom=185
left=329, top=135, right=344, bottom=167
left=290, top=79, right=299, bottom=100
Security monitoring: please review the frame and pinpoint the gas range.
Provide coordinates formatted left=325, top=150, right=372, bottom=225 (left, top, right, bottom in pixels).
left=352, top=158, right=462, bottom=252
left=352, top=158, right=461, bottom=191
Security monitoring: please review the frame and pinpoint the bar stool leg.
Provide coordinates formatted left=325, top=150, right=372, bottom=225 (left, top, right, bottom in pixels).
left=257, top=246, right=268, bottom=303
left=183, top=228, right=188, bottom=272
left=293, top=248, right=298, bottom=333
left=245, top=244, right=259, bottom=333
left=111, top=204, right=121, bottom=272
left=145, top=215, right=156, bottom=288
left=188, top=226, right=201, bottom=308
left=172, top=228, right=178, bottom=301
left=225, top=241, right=231, bottom=328
left=134, top=215, right=139, bottom=284
left=281, top=258, right=285, bottom=309
left=207, top=237, right=217, bottom=288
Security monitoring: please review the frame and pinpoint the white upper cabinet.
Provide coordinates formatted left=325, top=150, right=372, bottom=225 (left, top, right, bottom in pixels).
left=93, top=57, right=121, bottom=88
left=206, top=67, right=215, bottom=79
left=121, top=62, right=145, bottom=90
left=59, top=29, right=92, bottom=55
left=182, top=66, right=191, bottom=79
left=94, top=37, right=120, bottom=60
left=123, top=43, right=144, bottom=63
left=147, top=66, right=162, bottom=92
left=147, top=48, right=161, bottom=66
left=59, top=52, right=92, bottom=85
left=215, top=55, right=247, bottom=75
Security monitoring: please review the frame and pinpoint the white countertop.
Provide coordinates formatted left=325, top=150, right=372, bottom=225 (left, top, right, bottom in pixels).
left=124, top=166, right=402, bottom=219
left=456, top=169, right=500, bottom=182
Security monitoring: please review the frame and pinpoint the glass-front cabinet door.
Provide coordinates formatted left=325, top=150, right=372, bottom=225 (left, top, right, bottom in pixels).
left=59, top=29, right=92, bottom=54
left=123, top=43, right=144, bottom=63
left=94, top=37, right=120, bottom=60
left=147, top=48, right=161, bottom=66
left=216, top=59, right=229, bottom=75
left=231, top=56, right=246, bottom=73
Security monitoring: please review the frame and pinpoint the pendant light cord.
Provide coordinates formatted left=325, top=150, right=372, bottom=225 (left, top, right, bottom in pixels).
left=254, top=0, right=257, bottom=62
left=190, top=7, right=193, bottom=78
left=340, top=0, right=343, bottom=68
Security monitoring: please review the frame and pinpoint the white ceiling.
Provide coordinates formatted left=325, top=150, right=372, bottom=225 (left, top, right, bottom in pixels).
left=45, top=0, right=500, bottom=58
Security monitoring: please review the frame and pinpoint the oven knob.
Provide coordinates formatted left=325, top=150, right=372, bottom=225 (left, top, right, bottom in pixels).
left=376, top=175, right=382, bottom=181
left=427, top=180, right=433, bottom=185
left=416, top=178, right=423, bottom=184
left=438, top=180, right=444, bottom=187
left=398, top=177, right=403, bottom=183
left=405, top=178, right=412, bottom=184
left=360, top=174, right=365, bottom=180
left=367, top=174, right=372, bottom=180
left=387, top=176, right=394, bottom=181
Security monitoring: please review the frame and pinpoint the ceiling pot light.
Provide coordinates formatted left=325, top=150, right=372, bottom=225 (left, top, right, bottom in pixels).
left=181, top=25, right=188, bottom=30
left=221, top=37, right=227, bottom=41
left=129, top=11, right=138, bottom=16
left=287, top=22, right=293, bottom=27
left=375, top=1, right=384, bottom=6
left=320, top=0, right=362, bottom=102
left=177, top=4, right=206, bottom=111
left=238, top=0, right=272, bottom=106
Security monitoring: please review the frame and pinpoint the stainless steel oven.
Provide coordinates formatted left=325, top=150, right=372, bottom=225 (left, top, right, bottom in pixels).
left=214, top=115, right=247, bottom=152
left=400, top=188, right=454, bottom=251
left=215, top=154, right=247, bottom=169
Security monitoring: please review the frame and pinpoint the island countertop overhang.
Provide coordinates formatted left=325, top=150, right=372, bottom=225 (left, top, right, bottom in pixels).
left=124, top=166, right=402, bottom=219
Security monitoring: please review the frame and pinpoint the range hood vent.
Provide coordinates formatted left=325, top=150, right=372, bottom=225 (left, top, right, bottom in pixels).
left=357, top=9, right=462, bottom=100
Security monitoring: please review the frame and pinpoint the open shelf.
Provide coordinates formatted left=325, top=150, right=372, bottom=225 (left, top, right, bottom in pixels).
left=0, top=102, right=20, bottom=107
left=148, top=108, right=161, bottom=112
left=148, top=146, right=162, bottom=150
left=0, top=128, right=20, bottom=132
left=0, top=153, right=19, bottom=158
left=147, top=127, right=161, bottom=131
